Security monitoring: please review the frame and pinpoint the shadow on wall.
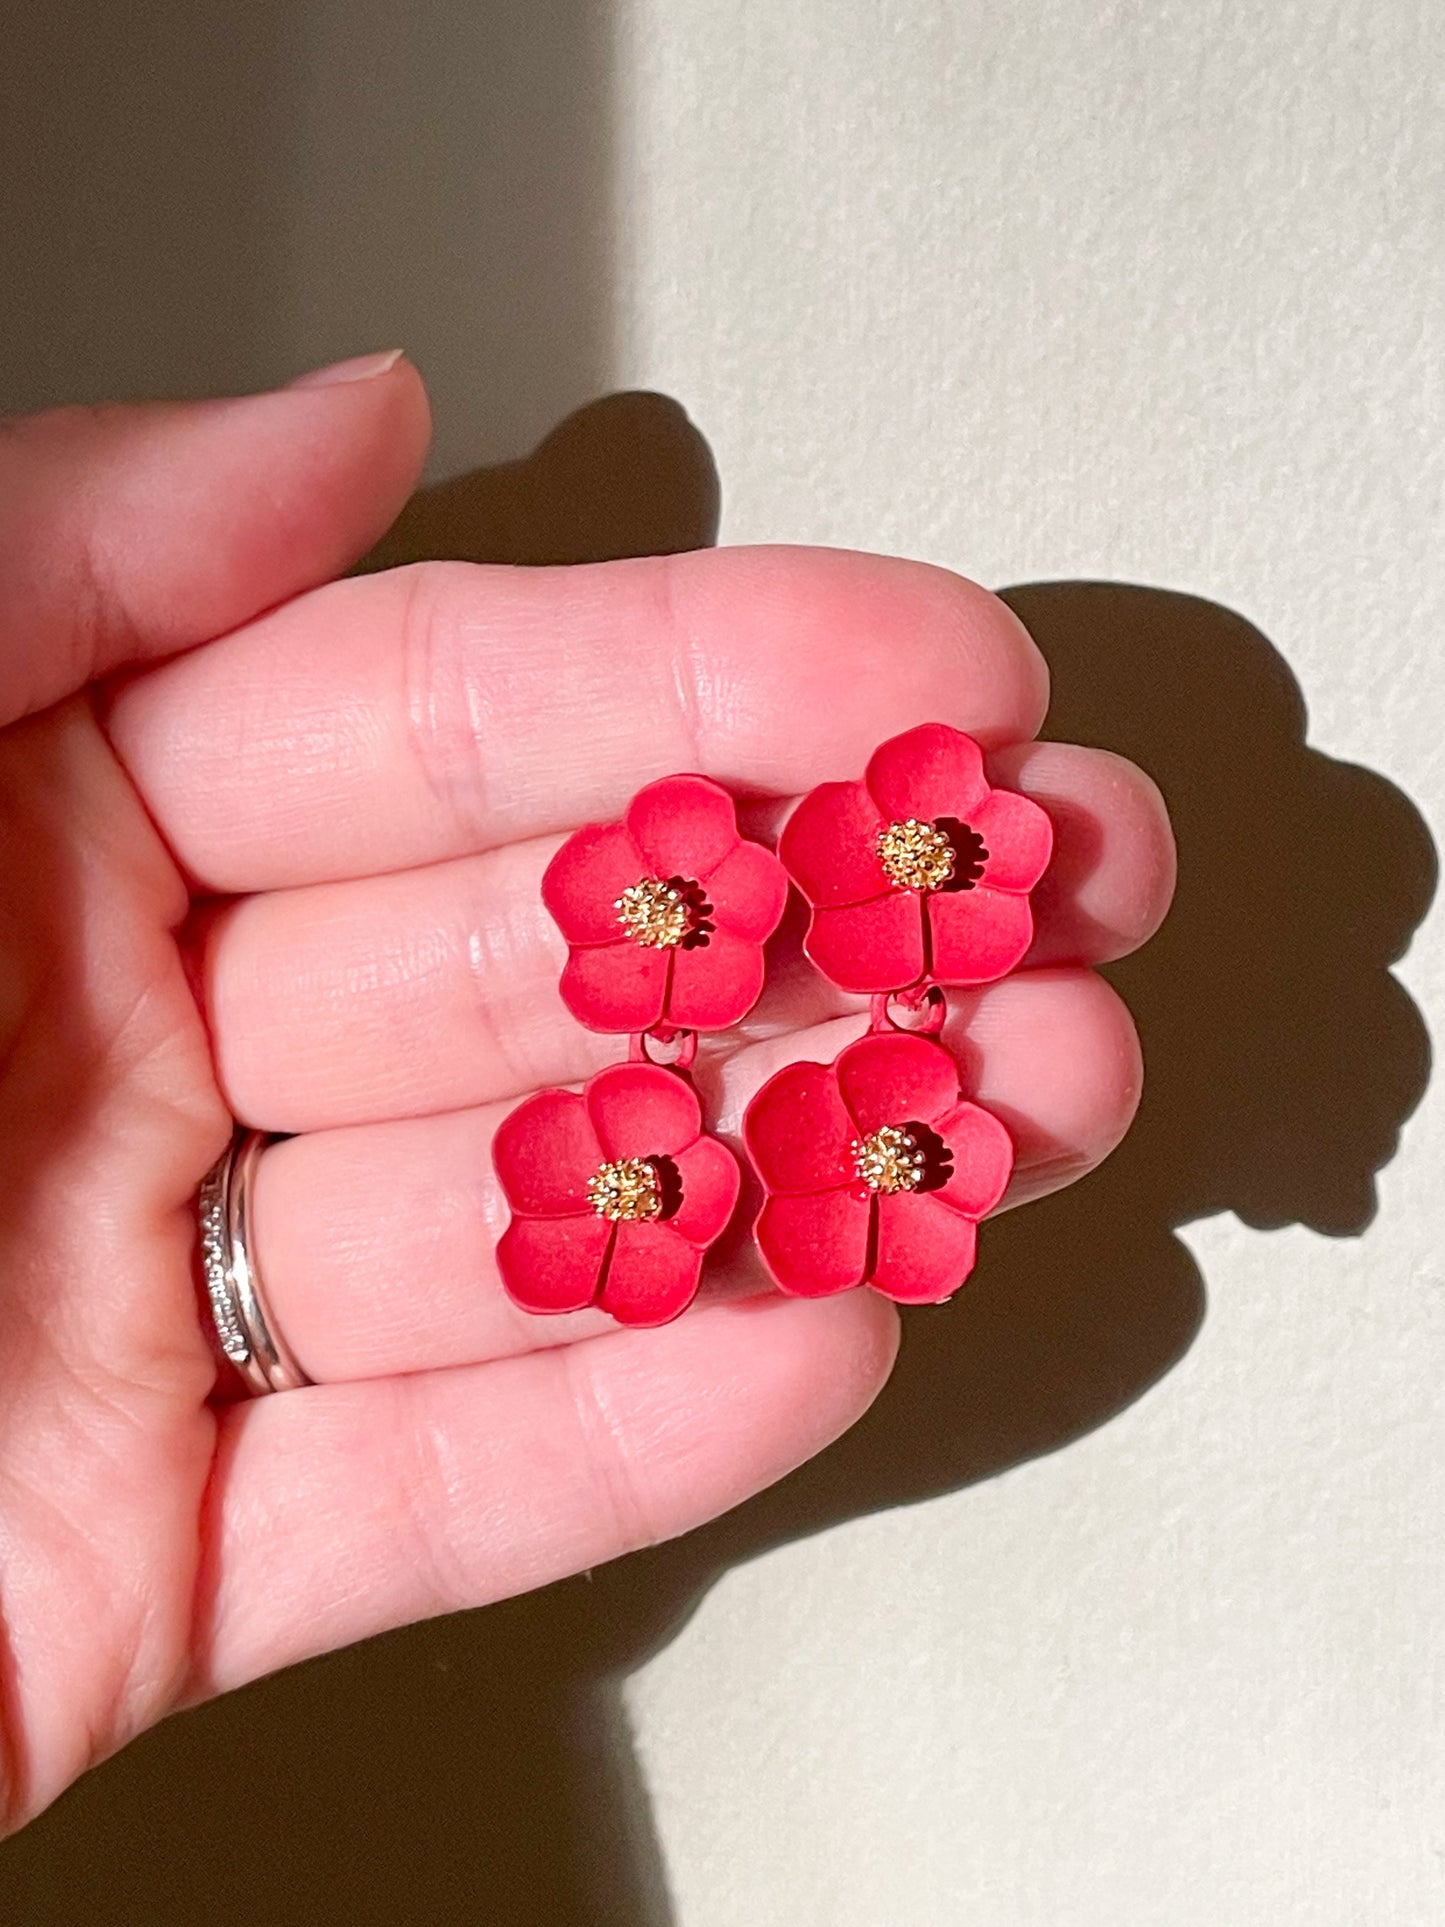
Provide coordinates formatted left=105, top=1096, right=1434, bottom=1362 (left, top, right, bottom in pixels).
left=1, top=395, right=1432, bottom=1927
left=0, top=0, right=612, bottom=470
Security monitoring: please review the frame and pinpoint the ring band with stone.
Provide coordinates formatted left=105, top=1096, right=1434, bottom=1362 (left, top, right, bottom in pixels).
left=198, top=1129, right=311, bottom=1396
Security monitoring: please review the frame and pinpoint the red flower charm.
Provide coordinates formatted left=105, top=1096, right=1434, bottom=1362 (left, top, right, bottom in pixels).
left=743, top=1029, right=1013, bottom=1304
left=779, top=723, right=1053, bottom=994
left=494, top=1061, right=740, bottom=1326
left=544, top=774, right=788, bottom=1034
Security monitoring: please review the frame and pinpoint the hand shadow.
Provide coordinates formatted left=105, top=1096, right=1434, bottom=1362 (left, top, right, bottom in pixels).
left=3, top=396, right=1432, bottom=1927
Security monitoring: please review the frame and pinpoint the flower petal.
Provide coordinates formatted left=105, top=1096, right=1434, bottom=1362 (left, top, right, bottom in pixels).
left=778, top=780, right=890, bottom=908
left=541, top=821, right=649, bottom=946
left=670, top=1134, right=742, bottom=1245
left=497, top=1214, right=610, bottom=1314
left=742, top=1058, right=858, bottom=1195
left=805, top=891, right=926, bottom=994
left=932, top=1102, right=1015, bottom=1219
left=755, top=1189, right=871, bottom=1297
left=665, top=925, right=767, bottom=1030
left=865, top=723, right=989, bottom=823
left=925, top=883, right=1034, bottom=985
left=970, top=787, right=1054, bottom=893
left=586, top=1060, right=701, bottom=1161
left=835, top=1030, right=962, bottom=1137
left=868, top=1192, right=978, bottom=1303
left=492, top=1088, right=603, bottom=1216
left=626, top=773, right=740, bottom=881
left=559, top=941, right=669, bottom=1033
left=598, top=1223, right=702, bottom=1326
left=705, top=838, right=789, bottom=942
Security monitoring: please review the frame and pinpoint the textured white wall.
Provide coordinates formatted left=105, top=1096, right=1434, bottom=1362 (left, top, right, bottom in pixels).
left=612, top=4, right=1444, bottom=1922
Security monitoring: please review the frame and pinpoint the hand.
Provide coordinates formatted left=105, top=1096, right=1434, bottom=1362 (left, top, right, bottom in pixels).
left=0, top=357, right=1174, bottom=1832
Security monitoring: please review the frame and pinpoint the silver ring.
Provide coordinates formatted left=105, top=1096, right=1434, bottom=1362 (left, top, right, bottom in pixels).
left=198, top=1129, right=311, bottom=1396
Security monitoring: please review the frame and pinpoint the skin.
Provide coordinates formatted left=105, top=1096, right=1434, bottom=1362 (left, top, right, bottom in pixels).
left=0, top=356, right=1175, bottom=1834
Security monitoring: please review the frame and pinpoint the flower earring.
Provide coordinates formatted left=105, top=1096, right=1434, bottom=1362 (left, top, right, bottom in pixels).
left=778, top=721, right=1052, bottom=993
left=493, top=774, right=788, bottom=1327
left=743, top=723, right=1053, bottom=1305
left=494, top=730, right=1050, bottom=1321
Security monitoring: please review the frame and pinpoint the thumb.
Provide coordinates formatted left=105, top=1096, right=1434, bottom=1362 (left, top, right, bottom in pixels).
left=0, top=351, right=431, bottom=726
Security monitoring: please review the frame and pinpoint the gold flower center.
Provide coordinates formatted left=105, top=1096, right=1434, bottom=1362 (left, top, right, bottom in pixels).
left=852, top=1125, right=926, bottom=1195
left=615, top=876, right=694, bottom=948
left=877, top=817, right=956, bottom=893
left=587, top=1157, right=663, bottom=1222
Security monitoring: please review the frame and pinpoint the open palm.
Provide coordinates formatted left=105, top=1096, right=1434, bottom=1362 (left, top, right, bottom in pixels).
left=0, top=360, right=1173, bottom=1833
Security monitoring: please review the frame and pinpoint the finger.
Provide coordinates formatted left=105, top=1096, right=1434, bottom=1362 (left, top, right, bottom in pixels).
left=0, top=355, right=430, bottom=725
left=1003, top=740, right=1176, bottom=967
left=191, top=1289, right=899, bottom=1694
left=248, top=967, right=1138, bottom=1382
left=203, top=745, right=1167, bottom=1133
left=105, top=546, right=1050, bottom=891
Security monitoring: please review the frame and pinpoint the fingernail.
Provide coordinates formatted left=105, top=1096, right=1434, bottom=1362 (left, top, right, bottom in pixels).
left=286, top=349, right=405, bottom=389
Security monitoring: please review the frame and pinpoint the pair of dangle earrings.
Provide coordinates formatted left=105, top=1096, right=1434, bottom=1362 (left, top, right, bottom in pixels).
left=493, top=723, right=1053, bottom=1326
